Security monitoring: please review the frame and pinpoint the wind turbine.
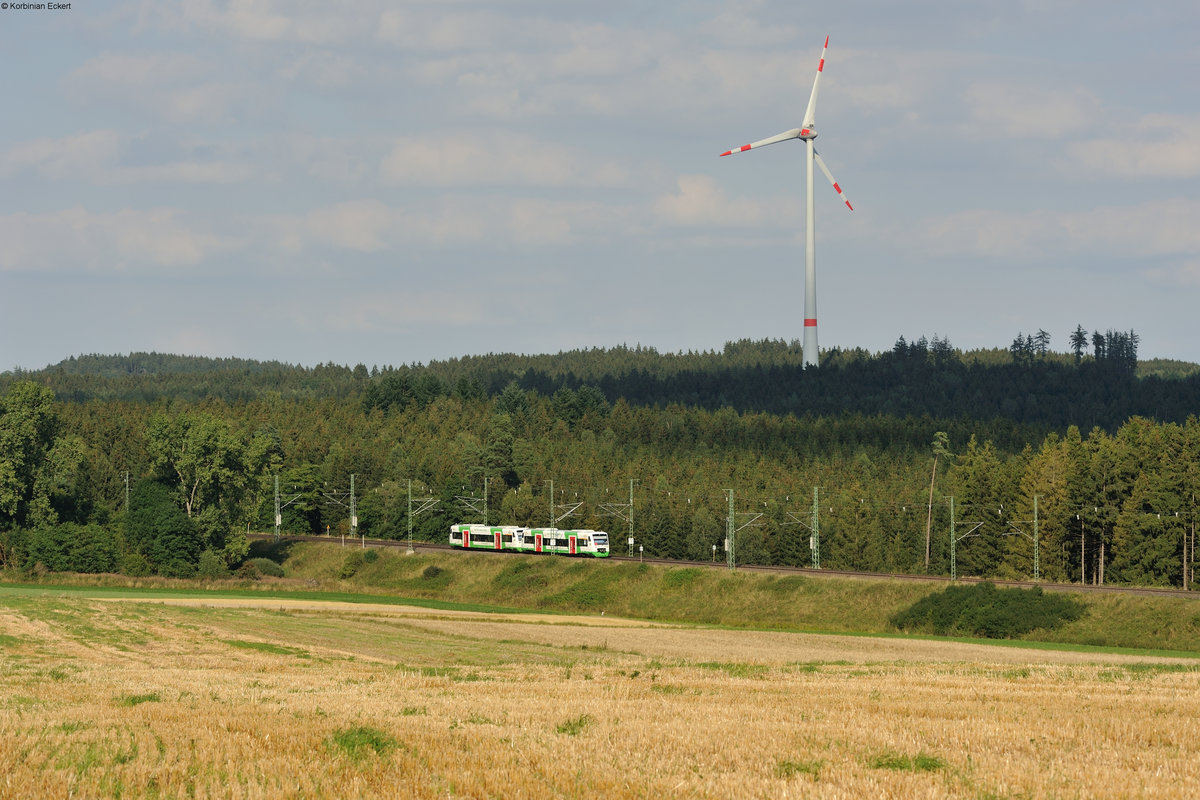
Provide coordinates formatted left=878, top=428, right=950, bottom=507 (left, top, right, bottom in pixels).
left=720, top=36, right=853, bottom=368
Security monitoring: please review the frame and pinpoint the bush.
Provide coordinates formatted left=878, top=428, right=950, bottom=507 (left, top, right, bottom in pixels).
left=340, top=550, right=365, bottom=579
left=23, top=523, right=120, bottom=574
left=891, top=582, right=1086, bottom=639
left=234, top=557, right=285, bottom=579
left=126, top=480, right=200, bottom=568
left=235, top=562, right=261, bottom=580
left=120, top=553, right=152, bottom=577
left=196, top=549, right=230, bottom=580
left=246, top=557, right=284, bottom=577
left=363, top=549, right=379, bottom=564
left=158, top=558, right=197, bottom=579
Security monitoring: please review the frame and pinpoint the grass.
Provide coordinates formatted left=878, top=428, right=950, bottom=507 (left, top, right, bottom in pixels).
left=775, top=758, right=822, bottom=780
left=221, top=639, right=308, bottom=657
left=8, top=540, right=1200, bottom=656
left=326, top=726, right=399, bottom=760
left=867, top=750, right=947, bottom=772
left=555, top=714, right=593, bottom=736
left=258, top=543, right=1200, bottom=652
left=5, top=591, right=1200, bottom=798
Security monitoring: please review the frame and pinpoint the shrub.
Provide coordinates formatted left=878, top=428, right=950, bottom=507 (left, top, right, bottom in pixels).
left=247, top=557, right=284, bottom=577
left=126, top=480, right=200, bottom=568
left=662, top=568, right=703, bottom=591
left=158, top=558, right=196, bottom=579
left=235, top=562, right=261, bottom=580
left=492, top=559, right=550, bottom=591
left=120, top=553, right=152, bottom=577
left=363, top=549, right=379, bottom=564
left=196, top=549, right=230, bottom=580
left=891, top=582, right=1086, bottom=639
left=340, top=550, right=365, bottom=579
left=23, top=523, right=121, bottom=574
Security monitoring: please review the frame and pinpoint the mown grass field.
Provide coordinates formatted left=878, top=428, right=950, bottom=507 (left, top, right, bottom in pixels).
left=4, top=566, right=1200, bottom=798
left=276, top=541, right=1200, bottom=653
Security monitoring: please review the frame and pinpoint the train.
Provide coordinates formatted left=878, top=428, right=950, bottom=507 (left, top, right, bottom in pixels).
left=449, top=524, right=610, bottom=557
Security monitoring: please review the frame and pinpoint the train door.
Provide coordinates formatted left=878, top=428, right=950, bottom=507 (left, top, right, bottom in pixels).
left=535, top=533, right=542, bottom=553
left=494, top=529, right=502, bottom=550
left=569, top=535, right=577, bottom=555
left=463, top=528, right=470, bottom=549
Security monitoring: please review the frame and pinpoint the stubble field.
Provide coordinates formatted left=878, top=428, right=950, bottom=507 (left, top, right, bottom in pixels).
left=2, top=590, right=1199, bottom=799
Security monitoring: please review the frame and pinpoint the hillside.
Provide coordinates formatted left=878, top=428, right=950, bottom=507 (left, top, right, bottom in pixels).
left=5, top=335, right=1200, bottom=591
left=49, top=539, right=1200, bottom=654
left=4, top=339, right=1199, bottom=431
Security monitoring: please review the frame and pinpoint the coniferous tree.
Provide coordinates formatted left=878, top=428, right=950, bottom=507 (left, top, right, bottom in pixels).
left=1069, top=325, right=1089, bottom=363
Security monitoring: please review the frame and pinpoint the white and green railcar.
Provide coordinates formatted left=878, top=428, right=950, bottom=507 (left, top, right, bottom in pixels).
left=449, top=524, right=610, bottom=557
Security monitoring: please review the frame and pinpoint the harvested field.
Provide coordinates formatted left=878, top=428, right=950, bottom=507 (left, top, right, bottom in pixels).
left=2, top=590, right=1199, bottom=798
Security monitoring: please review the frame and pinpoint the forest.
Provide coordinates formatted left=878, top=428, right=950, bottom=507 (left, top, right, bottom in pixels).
left=2, top=333, right=1199, bottom=588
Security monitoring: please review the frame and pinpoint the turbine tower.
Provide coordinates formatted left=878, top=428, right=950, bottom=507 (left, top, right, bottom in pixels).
left=720, top=36, right=853, bottom=368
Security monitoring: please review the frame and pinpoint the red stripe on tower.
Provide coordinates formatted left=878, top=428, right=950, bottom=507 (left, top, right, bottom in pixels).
left=739, top=144, right=751, bottom=152
left=804, top=319, right=817, bottom=327
left=818, top=58, right=824, bottom=72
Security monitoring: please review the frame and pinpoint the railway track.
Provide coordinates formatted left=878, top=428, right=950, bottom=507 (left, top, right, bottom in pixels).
left=248, top=532, right=1195, bottom=599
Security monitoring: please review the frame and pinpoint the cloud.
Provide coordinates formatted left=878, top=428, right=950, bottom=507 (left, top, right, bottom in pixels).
left=304, top=200, right=396, bottom=252
left=321, top=289, right=489, bottom=332
left=696, top=1, right=799, bottom=48
left=286, top=136, right=373, bottom=184
left=1068, top=114, right=1200, bottom=179
left=961, top=81, right=1103, bottom=138
left=147, top=0, right=377, bottom=45
left=380, top=132, right=638, bottom=189
left=909, top=198, right=1200, bottom=261
left=260, top=193, right=630, bottom=256
left=67, top=52, right=252, bottom=124
left=654, top=174, right=794, bottom=228
left=0, top=208, right=235, bottom=272
left=1, top=131, right=254, bottom=185
left=1, top=130, right=122, bottom=180
left=377, top=8, right=529, bottom=52
left=1145, top=259, right=1200, bottom=288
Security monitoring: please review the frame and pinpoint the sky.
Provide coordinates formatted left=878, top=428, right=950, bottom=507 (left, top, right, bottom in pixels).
left=2, top=0, right=1199, bottom=371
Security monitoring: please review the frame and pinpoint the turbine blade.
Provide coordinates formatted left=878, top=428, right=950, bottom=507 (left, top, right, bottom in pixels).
left=813, top=149, right=853, bottom=210
left=801, top=35, right=828, bottom=130
left=719, top=128, right=802, bottom=156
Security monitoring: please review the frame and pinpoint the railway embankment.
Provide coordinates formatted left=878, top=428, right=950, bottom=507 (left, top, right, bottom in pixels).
left=267, top=541, right=1200, bottom=655
left=7, top=538, right=1200, bottom=655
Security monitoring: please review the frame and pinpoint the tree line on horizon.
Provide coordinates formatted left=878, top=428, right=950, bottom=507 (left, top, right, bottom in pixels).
left=2, top=330, right=1199, bottom=588
left=6, top=330, right=1199, bottom=433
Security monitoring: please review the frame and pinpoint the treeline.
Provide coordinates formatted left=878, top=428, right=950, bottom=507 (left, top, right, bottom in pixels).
left=2, top=372, right=1199, bottom=588
left=8, top=335, right=1200, bottom=433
